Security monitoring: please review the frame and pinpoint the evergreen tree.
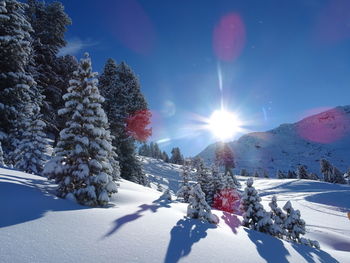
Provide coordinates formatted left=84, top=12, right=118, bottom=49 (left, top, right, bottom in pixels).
left=240, top=168, right=249, bottom=177
left=283, top=201, right=306, bottom=243
left=240, top=178, right=273, bottom=233
left=263, top=171, right=269, bottom=178
left=215, top=142, right=235, bottom=176
left=0, top=141, right=4, bottom=166
left=0, top=0, right=38, bottom=163
left=162, top=151, right=169, bottom=163
left=268, top=195, right=286, bottom=238
left=320, top=159, right=332, bottom=182
left=187, top=184, right=218, bottom=224
left=196, top=159, right=214, bottom=205
left=277, top=170, right=285, bottom=179
left=287, top=170, right=297, bottom=179
left=297, top=165, right=309, bottom=179
left=98, top=59, right=150, bottom=184
left=170, top=147, right=184, bottom=164
left=14, top=113, right=48, bottom=174
left=25, top=0, right=72, bottom=141
left=176, top=159, right=192, bottom=203
left=254, top=170, right=259, bottom=178
left=43, top=53, right=119, bottom=206
left=332, top=166, right=346, bottom=184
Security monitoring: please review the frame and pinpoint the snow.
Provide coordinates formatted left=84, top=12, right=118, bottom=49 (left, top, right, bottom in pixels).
left=198, top=105, right=350, bottom=176
left=1, top=161, right=350, bottom=262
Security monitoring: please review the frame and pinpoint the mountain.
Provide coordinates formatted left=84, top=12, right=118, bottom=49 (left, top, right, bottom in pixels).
left=198, top=105, right=350, bottom=177
left=1, top=162, right=349, bottom=262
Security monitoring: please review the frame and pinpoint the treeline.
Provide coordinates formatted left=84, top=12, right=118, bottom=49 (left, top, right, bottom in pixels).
left=0, top=0, right=151, bottom=206
left=238, top=159, right=349, bottom=184
left=138, top=142, right=184, bottom=164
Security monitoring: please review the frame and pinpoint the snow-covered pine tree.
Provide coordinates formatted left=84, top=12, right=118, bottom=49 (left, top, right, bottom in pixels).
left=277, top=170, right=285, bottom=179
left=196, top=158, right=215, bottom=205
left=43, top=53, right=119, bottom=206
left=268, top=195, right=286, bottom=238
left=0, top=0, right=40, bottom=164
left=308, top=173, right=319, bottom=181
left=187, top=184, right=218, bottom=224
left=297, top=165, right=309, bottom=179
left=0, top=141, right=4, bottom=166
left=176, top=159, right=192, bottom=203
left=239, top=178, right=273, bottom=234
left=283, top=201, right=305, bottom=243
left=25, top=0, right=72, bottom=141
left=14, top=113, right=48, bottom=174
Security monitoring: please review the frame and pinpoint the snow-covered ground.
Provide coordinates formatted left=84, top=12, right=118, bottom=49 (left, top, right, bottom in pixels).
left=1, top=160, right=349, bottom=263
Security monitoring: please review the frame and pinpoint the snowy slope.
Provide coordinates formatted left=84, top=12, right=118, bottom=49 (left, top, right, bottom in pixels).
left=198, top=105, right=350, bottom=176
left=1, top=167, right=349, bottom=263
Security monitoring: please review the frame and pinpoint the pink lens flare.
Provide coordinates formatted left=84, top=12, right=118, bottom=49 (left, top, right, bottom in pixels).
left=111, top=0, right=156, bottom=55
left=213, top=13, right=246, bottom=61
left=297, top=108, right=350, bottom=144
left=126, top=109, right=152, bottom=141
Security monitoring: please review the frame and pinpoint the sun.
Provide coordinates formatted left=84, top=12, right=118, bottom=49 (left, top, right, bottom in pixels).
left=208, top=110, right=242, bottom=140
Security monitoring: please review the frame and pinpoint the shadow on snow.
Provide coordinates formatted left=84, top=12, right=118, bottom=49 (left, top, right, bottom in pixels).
left=164, top=218, right=217, bottom=263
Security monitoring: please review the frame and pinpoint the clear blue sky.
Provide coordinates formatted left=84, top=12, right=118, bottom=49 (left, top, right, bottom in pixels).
left=57, top=0, right=350, bottom=157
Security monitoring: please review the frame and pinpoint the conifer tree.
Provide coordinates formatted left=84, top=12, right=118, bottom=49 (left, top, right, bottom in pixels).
left=0, top=141, right=4, bottom=166
left=170, top=147, right=184, bottom=164
left=43, top=53, right=119, bottom=206
left=254, top=170, right=259, bottom=178
left=187, top=184, right=218, bottom=224
left=240, top=178, right=273, bottom=233
left=263, top=171, right=269, bottom=178
left=0, top=0, right=38, bottom=162
left=215, top=142, right=235, bottom=176
left=320, top=159, right=332, bottom=182
left=25, top=0, right=71, bottom=140
left=99, top=59, right=149, bottom=185
left=240, top=168, right=249, bottom=177
left=177, top=159, right=192, bottom=203
left=283, top=201, right=305, bottom=243
left=269, top=195, right=286, bottom=238
left=14, top=113, right=48, bottom=174
left=162, top=151, right=169, bottom=163
left=297, top=165, right=309, bottom=179
left=277, top=170, right=285, bottom=179
left=332, top=166, right=346, bottom=184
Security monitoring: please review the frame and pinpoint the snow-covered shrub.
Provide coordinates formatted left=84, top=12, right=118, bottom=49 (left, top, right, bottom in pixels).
left=177, top=159, right=192, bottom=203
left=187, top=184, right=218, bottom=224
left=268, top=195, right=286, bottom=238
left=240, top=178, right=273, bottom=233
left=283, top=201, right=305, bottom=242
left=297, top=165, right=309, bottom=179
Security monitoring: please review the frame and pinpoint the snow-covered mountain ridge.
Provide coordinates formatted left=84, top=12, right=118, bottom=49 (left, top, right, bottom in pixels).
left=198, top=105, right=350, bottom=176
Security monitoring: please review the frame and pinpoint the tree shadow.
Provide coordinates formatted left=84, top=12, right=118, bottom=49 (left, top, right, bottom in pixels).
left=164, top=218, right=217, bottom=263
left=221, top=212, right=241, bottom=234
left=291, top=243, right=339, bottom=263
left=104, top=195, right=171, bottom=238
left=245, top=228, right=290, bottom=263
left=0, top=180, right=87, bottom=228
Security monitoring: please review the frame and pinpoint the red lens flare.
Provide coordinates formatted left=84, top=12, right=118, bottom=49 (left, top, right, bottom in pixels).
left=213, top=188, right=241, bottom=213
left=126, top=109, right=152, bottom=141
left=213, top=13, right=246, bottom=61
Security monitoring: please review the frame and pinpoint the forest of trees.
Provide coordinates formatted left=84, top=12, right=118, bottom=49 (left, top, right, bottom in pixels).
left=0, top=0, right=151, bottom=206
left=138, top=141, right=184, bottom=165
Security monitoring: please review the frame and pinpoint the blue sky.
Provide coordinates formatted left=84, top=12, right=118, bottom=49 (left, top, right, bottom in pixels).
left=57, top=0, right=350, bottom=157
